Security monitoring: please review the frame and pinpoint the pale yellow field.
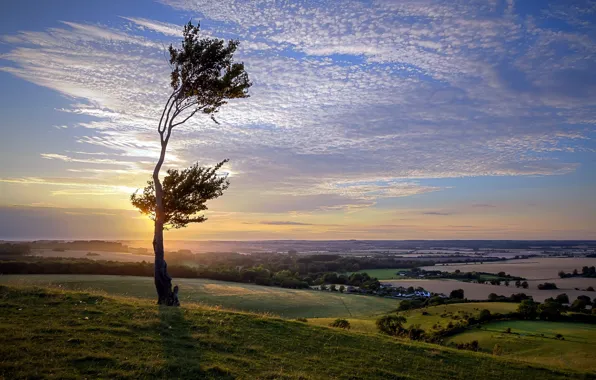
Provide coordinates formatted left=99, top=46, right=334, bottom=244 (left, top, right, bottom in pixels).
left=384, top=279, right=595, bottom=302
left=424, top=257, right=596, bottom=280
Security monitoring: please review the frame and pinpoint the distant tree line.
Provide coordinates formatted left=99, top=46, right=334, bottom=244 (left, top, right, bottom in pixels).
left=0, top=243, right=30, bottom=256
left=28, top=241, right=129, bottom=252
left=558, top=266, right=596, bottom=278
left=400, top=268, right=526, bottom=283
left=0, top=257, right=382, bottom=290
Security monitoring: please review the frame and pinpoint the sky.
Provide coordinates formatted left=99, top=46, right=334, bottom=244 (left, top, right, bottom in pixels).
left=1, top=0, right=595, bottom=241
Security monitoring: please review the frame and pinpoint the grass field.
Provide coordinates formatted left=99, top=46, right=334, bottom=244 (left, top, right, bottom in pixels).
left=445, top=320, right=596, bottom=372
left=401, top=302, right=519, bottom=331
left=0, top=275, right=400, bottom=319
left=309, top=302, right=519, bottom=335
left=0, top=285, right=588, bottom=379
left=353, top=268, right=408, bottom=280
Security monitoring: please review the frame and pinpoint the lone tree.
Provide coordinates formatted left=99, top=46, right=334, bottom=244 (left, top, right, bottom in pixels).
left=131, top=22, right=251, bottom=306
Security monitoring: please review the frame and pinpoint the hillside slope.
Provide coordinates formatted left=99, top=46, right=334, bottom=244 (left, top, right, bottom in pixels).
left=0, top=286, right=590, bottom=379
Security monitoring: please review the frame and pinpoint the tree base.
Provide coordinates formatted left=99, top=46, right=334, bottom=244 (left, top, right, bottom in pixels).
left=155, top=259, right=180, bottom=306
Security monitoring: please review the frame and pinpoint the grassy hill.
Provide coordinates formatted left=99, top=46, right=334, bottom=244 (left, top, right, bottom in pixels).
left=308, top=302, right=520, bottom=334
left=445, top=320, right=596, bottom=372
left=0, top=285, right=590, bottom=379
left=0, top=275, right=399, bottom=318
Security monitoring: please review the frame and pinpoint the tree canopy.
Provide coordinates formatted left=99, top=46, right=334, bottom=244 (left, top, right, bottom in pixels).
left=131, top=160, right=229, bottom=230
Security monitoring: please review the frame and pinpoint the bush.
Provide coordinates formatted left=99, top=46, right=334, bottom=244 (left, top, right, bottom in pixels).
left=478, top=309, right=491, bottom=322
left=407, top=324, right=425, bottom=340
left=456, top=340, right=479, bottom=352
left=537, top=282, right=558, bottom=290
left=449, top=289, right=464, bottom=299
left=329, top=319, right=350, bottom=330
left=376, top=315, right=407, bottom=336
left=517, top=300, right=538, bottom=320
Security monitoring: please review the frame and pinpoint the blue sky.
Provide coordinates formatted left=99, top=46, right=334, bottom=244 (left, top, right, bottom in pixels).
left=1, top=0, right=595, bottom=240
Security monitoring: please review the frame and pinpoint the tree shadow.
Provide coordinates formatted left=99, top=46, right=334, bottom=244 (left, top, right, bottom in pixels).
left=157, top=306, right=235, bottom=379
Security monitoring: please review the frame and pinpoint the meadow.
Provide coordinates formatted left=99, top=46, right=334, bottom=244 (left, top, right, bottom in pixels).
left=352, top=268, right=408, bottom=280
left=0, top=274, right=399, bottom=319
left=308, top=302, right=519, bottom=335
left=30, top=249, right=147, bottom=262
left=445, top=320, right=596, bottom=372
left=0, top=285, right=587, bottom=379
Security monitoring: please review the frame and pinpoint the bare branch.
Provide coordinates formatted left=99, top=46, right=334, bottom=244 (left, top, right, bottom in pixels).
left=158, top=90, right=178, bottom=134
left=171, top=108, right=200, bottom=128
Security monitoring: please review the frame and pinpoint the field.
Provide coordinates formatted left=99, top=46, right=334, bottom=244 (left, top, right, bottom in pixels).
left=384, top=279, right=595, bottom=302
left=30, top=249, right=147, bottom=262
left=425, top=257, right=596, bottom=280
left=0, top=275, right=399, bottom=319
left=400, top=302, right=519, bottom=331
left=353, top=268, right=408, bottom=280
left=0, top=285, right=587, bottom=379
left=308, top=302, right=519, bottom=335
left=445, top=320, right=596, bottom=372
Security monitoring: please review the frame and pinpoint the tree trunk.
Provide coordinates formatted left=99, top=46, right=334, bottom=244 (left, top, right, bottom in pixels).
left=152, top=139, right=178, bottom=306
left=153, top=219, right=174, bottom=305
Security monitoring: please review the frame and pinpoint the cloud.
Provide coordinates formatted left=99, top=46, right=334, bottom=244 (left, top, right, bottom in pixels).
left=1, top=0, right=595, bottom=218
left=257, top=221, right=313, bottom=226
left=421, top=211, right=454, bottom=216
left=472, top=203, right=497, bottom=208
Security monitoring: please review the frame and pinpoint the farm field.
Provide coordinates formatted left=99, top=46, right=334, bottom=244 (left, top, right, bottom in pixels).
left=0, top=285, right=586, bottom=380
left=384, top=279, right=595, bottom=302
left=425, top=257, right=596, bottom=280
left=0, top=275, right=399, bottom=319
left=445, top=320, right=596, bottom=372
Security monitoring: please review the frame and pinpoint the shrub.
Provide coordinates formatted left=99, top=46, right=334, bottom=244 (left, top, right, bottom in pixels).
left=517, top=300, right=538, bottom=320
left=555, top=293, right=569, bottom=304
left=456, top=340, right=479, bottom=352
left=407, top=324, right=425, bottom=341
left=329, top=319, right=350, bottom=330
left=537, top=282, right=558, bottom=290
left=376, top=315, right=407, bottom=336
left=449, top=289, right=464, bottom=299
left=478, top=309, right=491, bottom=322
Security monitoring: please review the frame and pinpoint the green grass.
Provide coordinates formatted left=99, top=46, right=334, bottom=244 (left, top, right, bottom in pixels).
left=309, top=302, right=519, bottom=335
left=401, top=302, right=519, bottom=331
left=0, top=275, right=400, bottom=319
left=0, top=285, right=589, bottom=379
left=445, top=320, right=596, bottom=372
left=353, top=268, right=408, bottom=280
